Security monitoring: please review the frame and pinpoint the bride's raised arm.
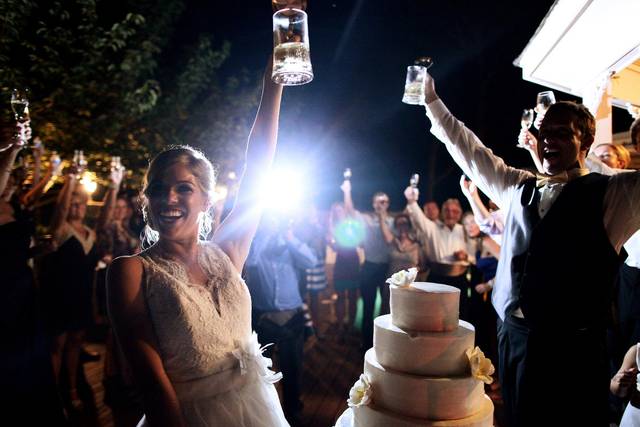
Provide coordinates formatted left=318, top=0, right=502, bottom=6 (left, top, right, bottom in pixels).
left=213, top=57, right=283, bottom=272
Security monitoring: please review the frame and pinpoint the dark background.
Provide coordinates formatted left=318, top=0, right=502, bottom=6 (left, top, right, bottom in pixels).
left=174, top=0, right=634, bottom=211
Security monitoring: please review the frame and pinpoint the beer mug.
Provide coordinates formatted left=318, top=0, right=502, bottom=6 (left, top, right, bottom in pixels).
left=402, top=57, right=433, bottom=105
left=272, top=8, right=313, bottom=86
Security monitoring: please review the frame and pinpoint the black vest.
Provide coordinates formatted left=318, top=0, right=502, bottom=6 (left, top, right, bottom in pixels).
left=511, top=173, right=621, bottom=331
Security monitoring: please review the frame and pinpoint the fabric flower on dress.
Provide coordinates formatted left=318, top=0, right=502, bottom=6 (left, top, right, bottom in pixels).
left=232, top=332, right=283, bottom=384
left=348, top=374, right=372, bottom=407
left=385, top=267, right=418, bottom=287
left=466, top=346, right=495, bottom=385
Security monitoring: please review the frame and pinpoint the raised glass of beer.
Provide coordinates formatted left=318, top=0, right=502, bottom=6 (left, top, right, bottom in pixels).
left=272, top=8, right=313, bottom=86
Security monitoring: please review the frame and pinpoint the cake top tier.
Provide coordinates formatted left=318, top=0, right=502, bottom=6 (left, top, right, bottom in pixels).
left=390, top=282, right=460, bottom=332
left=401, top=282, right=460, bottom=294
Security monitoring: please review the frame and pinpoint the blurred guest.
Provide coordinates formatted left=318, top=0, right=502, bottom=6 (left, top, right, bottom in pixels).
left=341, top=179, right=393, bottom=350
left=594, top=143, right=631, bottom=170
left=422, top=200, right=441, bottom=223
left=295, top=203, right=328, bottom=335
left=96, top=181, right=140, bottom=407
left=0, top=121, right=66, bottom=425
left=384, top=213, right=421, bottom=276
left=41, top=161, right=123, bottom=411
left=245, top=213, right=317, bottom=423
left=329, top=202, right=364, bottom=339
left=404, top=187, right=471, bottom=318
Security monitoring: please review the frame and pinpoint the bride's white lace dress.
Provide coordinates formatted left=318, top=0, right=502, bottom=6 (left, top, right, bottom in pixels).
left=136, top=243, right=289, bottom=426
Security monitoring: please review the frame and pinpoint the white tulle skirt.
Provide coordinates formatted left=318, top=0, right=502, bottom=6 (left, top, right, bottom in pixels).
left=621, top=403, right=640, bottom=427
left=138, top=333, right=290, bottom=427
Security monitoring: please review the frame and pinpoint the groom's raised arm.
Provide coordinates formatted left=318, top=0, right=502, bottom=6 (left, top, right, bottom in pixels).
left=421, top=74, right=532, bottom=210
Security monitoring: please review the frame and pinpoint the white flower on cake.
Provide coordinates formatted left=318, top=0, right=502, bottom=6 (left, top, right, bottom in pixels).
left=385, top=267, right=418, bottom=287
left=348, top=374, right=372, bottom=407
left=465, top=346, right=495, bottom=384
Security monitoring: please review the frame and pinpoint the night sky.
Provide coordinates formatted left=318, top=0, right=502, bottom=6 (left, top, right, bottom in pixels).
left=176, top=0, right=634, bottom=212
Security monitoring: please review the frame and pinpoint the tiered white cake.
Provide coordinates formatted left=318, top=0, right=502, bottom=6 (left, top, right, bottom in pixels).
left=342, top=280, right=494, bottom=427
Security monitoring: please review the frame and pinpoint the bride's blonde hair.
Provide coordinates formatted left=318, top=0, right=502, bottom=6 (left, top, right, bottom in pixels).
left=140, top=145, right=216, bottom=249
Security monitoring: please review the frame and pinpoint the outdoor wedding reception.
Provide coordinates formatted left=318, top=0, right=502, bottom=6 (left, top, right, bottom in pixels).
left=2, top=0, right=640, bottom=426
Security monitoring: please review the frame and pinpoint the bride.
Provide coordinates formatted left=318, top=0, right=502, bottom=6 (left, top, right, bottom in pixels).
left=106, top=58, right=289, bottom=426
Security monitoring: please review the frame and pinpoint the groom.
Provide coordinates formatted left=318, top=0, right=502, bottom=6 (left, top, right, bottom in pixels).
left=416, top=74, right=640, bottom=426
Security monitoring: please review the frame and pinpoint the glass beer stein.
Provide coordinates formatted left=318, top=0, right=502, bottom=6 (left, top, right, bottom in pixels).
left=402, top=57, right=433, bottom=105
left=272, top=8, right=313, bottom=86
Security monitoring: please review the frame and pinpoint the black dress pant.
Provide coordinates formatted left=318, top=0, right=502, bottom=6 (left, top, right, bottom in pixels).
left=253, top=309, right=305, bottom=417
left=359, top=261, right=389, bottom=349
left=498, top=315, right=609, bottom=427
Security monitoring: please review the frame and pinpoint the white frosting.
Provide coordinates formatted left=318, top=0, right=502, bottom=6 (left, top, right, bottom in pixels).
left=390, top=282, right=460, bottom=332
left=352, top=395, right=494, bottom=427
left=374, top=314, right=475, bottom=376
left=364, top=349, right=485, bottom=420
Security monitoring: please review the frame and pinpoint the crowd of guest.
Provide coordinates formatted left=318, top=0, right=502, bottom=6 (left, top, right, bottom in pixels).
left=2, top=96, right=640, bottom=427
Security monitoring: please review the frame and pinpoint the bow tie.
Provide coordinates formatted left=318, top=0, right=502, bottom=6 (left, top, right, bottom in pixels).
left=535, top=173, right=569, bottom=188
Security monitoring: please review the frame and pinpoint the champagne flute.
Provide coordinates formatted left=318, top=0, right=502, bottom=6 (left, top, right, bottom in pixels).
left=11, top=87, right=32, bottom=147
left=11, top=88, right=30, bottom=121
left=517, top=109, right=534, bottom=148
left=343, top=168, right=352, bottom=181
left=410, top=173, right=420, bottom=188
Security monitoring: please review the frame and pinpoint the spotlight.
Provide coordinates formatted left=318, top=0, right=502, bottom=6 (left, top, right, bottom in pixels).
left=260, top=168, right=304, bottom=212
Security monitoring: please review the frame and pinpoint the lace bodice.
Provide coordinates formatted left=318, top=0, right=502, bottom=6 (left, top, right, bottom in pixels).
left=139, top=243, right=252, bottom=382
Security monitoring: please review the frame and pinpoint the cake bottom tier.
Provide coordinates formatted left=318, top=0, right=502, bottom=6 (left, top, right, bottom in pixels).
left=337, top=395, right=493, bottom=427
left=364, top=349, right=485, bottom=420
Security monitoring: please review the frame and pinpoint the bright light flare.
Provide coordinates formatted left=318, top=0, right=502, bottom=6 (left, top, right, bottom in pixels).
left=80, top=171, right=97, bottom=194
left=260, top=168, right=304, bottom=212
left=212, top=184, right=228, bottom=202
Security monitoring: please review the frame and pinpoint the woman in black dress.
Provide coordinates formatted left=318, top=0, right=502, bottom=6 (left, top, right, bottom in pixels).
left=42, top=163, right=123, bottom=409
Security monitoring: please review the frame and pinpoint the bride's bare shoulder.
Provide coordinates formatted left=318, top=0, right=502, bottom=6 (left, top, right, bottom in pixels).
left=108, top=255, right=144, bottom=290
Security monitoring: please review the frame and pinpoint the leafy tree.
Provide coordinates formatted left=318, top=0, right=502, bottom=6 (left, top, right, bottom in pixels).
left=0, top=0, right=260, bottom=187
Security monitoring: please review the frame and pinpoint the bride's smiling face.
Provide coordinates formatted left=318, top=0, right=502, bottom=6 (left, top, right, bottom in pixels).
left=146, top=163, right=209, bottom=242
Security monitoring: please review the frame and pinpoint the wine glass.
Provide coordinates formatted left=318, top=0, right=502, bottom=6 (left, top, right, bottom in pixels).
left=410, top=173, right=420, bottom=188
left=517, top=109, right=535, bottom=148
left=521, top=109, right=534, bottom=130
left=535, top=91, right=556, bottom=115
left=11, top=88, right=30, bottom=121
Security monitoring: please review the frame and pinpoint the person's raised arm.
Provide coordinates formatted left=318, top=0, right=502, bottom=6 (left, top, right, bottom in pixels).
left=420, top=73, right=531, bottom=209
left=21, top=159, right=53, bottom=209
left=284, top=228, right=318, bottom=269
left=518, top=129, right=544, bottom=174
left=50, top=170, right=78, bottom=240
left=97, top=166, right=125, bottom=231
left=0, top=123, right=24, bottom=196
left=341, top=179, right=359, bottom=218
left=403, top=185, right=435, bottom=239
left=214, top=58, right=283, bottom=272
left=459, top=175, right=493, bottom=223
left=107, top=256, right=186, bottom=427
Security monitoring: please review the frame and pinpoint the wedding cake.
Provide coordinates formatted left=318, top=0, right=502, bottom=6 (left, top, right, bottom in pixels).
left=337, top=268, right=494, bottom=427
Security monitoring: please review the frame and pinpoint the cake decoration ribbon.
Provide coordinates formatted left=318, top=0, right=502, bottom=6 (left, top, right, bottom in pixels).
left=465, top=346, right=495, bottom=384
left=385, top=267, right=418, bottom=287
left=348, top=373, right=372, bottom=407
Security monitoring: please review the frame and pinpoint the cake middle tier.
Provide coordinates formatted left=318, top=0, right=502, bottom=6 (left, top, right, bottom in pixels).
left=364, top=349, right=485, bottom=421
left=374, top=314, right=475, bottom=376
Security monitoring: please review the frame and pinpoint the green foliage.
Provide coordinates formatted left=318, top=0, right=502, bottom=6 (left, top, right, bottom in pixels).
left=0, top=0, right=260, bottom=186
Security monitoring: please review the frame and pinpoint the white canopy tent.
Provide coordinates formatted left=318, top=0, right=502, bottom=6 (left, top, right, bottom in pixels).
left=514, top=0, right=640, bottom=148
